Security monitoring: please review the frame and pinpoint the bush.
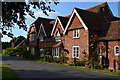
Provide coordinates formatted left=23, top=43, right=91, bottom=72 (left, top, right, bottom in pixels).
left=75, top=60, right=85, bottom=66
left=85, top=60, right=102, bottom=69
left=40, top=51, right=53, bottom=62
left=2, top=46, right=30, bottom=59
left=2, top=48, right=16, bottom=56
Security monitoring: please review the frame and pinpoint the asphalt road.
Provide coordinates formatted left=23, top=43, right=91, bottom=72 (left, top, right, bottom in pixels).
left=2, top=55, right=120, bottom=80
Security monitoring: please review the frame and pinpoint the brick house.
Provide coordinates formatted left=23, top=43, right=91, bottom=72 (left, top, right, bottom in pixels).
left=11, top=36, right=25, bottom=48
left=28, top=17, right=54, bottom=54
left=62, top=2, right=120, bottom=70
left=51, top=16, right=69, bottom=58
left=28, top=2, right=120, bottom=70
left=37, top=20, right=55, bottom=55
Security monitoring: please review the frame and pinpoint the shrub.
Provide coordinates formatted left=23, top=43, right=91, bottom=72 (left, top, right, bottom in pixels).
left=2, top=48, right=16, bottom=56
left=85, top=60, right=102, bottom=69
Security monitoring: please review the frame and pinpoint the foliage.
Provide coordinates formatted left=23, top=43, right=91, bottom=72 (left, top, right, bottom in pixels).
left=68, top=59, right=86, bottom=66
left=57, top=50, right=68, bottom=64
left=0, top=63, right=19, bottom=80
left=2, top=47, right=16, bottom=56
left=90, top=34, right=99, bottom=49
left=2, top=42, right=11, bottom=49
left=85, top=60, right=102, bottom=69
left=1, top=1, right=59, bottom=38
left=40, top=51, right=53, bottom=62
left=2, top=46, right=30, bottom=58
left=15, top=46, right=28, bottom=57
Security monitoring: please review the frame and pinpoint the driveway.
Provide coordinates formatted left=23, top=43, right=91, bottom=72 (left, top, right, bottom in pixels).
left=2, top=55, right=120, bottom=80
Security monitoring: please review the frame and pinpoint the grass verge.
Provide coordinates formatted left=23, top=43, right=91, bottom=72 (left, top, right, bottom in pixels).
left=37, top=60, right=120, bottom=76
left=0, top=62, right=19, bottom=80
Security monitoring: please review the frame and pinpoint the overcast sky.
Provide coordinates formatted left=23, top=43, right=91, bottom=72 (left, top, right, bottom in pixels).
left=1, top=2, right=119, bottom=42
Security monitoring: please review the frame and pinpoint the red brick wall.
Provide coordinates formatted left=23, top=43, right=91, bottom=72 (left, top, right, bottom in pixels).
left=68, top=14, right=83, bottom=29
left=64, top=14, right=89, bottom=62
left=108, top=41, right=120, bottom=70
left=98, top=41, right=120, bottom=70
left=38, top=27, right=55, bottom=53
left=39, top=36, right=55, bottom=52
left=29, top=26, right=37, bottom=47
left=53, top=21, right=64, bottom=35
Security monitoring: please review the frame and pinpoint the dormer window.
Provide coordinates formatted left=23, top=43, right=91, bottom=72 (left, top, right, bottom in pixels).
left=55, top=30, right=61, bottom=42
left=73, top=29, right=79, bottom=38
left=114, top=46, right=119, bottom=56
left=39, top=35, right=44, bottom=42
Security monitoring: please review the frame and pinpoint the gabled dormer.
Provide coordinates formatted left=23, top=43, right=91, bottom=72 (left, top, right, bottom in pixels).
left=51, top=16, right=69, bottom=36
left=38, top=23, right=47, bottom=42
left=54, top=29, right=62, bottom=42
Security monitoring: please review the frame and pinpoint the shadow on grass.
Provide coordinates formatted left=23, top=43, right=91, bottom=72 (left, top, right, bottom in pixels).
left=1, top=63, right=19, bottom=80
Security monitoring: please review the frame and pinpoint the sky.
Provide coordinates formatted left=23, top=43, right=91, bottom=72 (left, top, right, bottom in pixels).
left=1, top=1, right=119, bottom=42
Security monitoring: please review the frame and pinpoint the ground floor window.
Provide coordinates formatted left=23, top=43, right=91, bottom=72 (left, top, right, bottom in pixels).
left=72, top=46, right=79, bottom=58
left=31, top=47, right=35, bottom=54
left=114, top=46, right=119, bottom=56
left=52, top=47, right=60, bottom=58
left=40, top=48, right=44, bottom=54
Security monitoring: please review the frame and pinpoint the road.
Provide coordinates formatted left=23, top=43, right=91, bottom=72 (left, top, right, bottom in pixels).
left=2, top=55, right=120, bottom=80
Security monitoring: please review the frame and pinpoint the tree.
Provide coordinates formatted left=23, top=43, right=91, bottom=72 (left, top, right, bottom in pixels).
left=1, top=0, right=59, bottom=38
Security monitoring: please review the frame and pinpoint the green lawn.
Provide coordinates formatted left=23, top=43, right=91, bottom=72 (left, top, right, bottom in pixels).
left=37, top=60, right=120, bottom=76
left=0, top=62, right=19, bottom=80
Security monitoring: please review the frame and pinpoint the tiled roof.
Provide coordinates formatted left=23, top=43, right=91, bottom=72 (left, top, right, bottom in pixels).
left=52, top=41, right=63, bottom=47
left=42, top=22, right=54, bottom=36
left=13, top=36, right=25, bottom=47
left=58, top=16, right=69, bottom=29
left=86, top=2, right=107, bottom=13
left=100, top=20, right=120, bottom=40
left=75, top=8, right=107, bottom=31
left=30, top=17, right=54, bottom=34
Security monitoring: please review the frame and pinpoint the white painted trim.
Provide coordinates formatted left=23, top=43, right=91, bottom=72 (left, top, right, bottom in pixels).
left=51, top=17, right=64, bottom=36
left=57, top=17, right=65, bottom=31
left=52, top=48, right=59, bottom=58
left=72, top=46, right=80, bottom=58
left=73, top=29, right=80, bottom=39
left=63, top=9, right=88, bottom=34
left=114, top=45, right=119, bottom=56
left=37, top=23, right=47, bottom=38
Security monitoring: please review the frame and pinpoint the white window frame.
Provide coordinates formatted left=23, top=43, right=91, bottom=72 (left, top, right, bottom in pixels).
left=31, top=47, right=35, bottom=54
left=52, top=48, right=59, bottom=58
left=73, top=29, right=80, bottom=38
left=39, top=35, right=44, bottom=42
left=114, top=46, right=119, bottom=56
left=55, top=36, right=61, bottom=42
left=31, top=34, right=35, bottom=41
left=40, top=48, right=44, bottom=54
left=72, top=46, right=79, bottom=58
left=55, top=30, right=61, bottom=42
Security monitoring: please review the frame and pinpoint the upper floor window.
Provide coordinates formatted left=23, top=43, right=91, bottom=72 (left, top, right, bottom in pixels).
left=31, top=34, right=35, bottom=41
left=72, top=46, right=79, bottom=58
left=55, top=36, right=61, bottom=42
left=55, top=30, right=61, bottom=42
left=114, top=46, right=119, bottom=56
left=73, top=29, right=79, bottom=38
left=39, top=35, right=44, bottom=42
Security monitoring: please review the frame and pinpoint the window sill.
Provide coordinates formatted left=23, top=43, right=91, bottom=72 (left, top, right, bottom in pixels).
left=53, top=56, right=59, bottom=58
left=72, top=57, right=79, bottom=58
left=114, top=54, right=119, bottom=56
left=73, top=37, right=79, bottom=39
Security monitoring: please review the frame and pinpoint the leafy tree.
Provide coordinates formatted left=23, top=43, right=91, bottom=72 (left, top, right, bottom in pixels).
left=1, top=0, right=59, bottom=38
left=2, top=42, right=11, bottom=49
